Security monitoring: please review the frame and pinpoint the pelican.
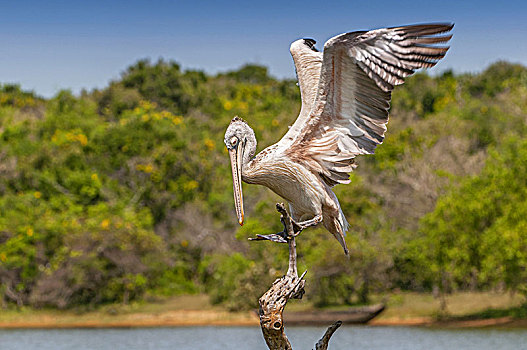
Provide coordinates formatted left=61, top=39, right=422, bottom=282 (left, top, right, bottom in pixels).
left=224, top=23, right=453, bottom=255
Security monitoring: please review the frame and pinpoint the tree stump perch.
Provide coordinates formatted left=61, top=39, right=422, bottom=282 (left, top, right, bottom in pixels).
left=249, top=203, right=342, bottom=350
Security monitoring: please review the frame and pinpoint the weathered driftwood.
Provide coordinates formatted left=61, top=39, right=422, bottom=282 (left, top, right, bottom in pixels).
left=314, top=321, right=342, bottom=350
left=249, top=203, right=341, bottom=350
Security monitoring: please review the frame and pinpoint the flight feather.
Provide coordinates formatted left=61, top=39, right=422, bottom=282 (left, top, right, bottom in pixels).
left=282, top=23, right=453, bottom=186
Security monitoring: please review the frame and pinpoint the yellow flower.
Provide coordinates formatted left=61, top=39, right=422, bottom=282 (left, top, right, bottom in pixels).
left=141, top=114, right=150, bottom=122
left=91, top=173, right=99, bottom=181
left=172, top=116, right=183, bottom=125
left=0, top=253, right=6, bottom=262
left=204, top=138, right=215, bottom=150
left=144, top=164, right=154, bottom=173
left=139, top=100, right=151, bottom=109
left=271, top=119, right=279, bottom=127
left=181, top=240, right=189, bottom=248
left=78, top=134, right=88, bottom=146
left=136, top=164, right=154, bottom=173
left=34, top=191, right=42, bottom=199
left=223, top=101, right=233, bottom=111
left=101, top=219, right=110, bottom=229
left=26, top=228, right=34, bottom=237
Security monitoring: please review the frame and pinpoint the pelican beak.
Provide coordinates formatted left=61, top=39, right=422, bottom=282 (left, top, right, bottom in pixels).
left=228, top=146, right=244, bottom=225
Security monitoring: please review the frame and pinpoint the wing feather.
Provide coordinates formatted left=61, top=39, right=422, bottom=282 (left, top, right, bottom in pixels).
left=281, top=39, right=323, bottom=143
left=283, top=23, right=453, bottom=186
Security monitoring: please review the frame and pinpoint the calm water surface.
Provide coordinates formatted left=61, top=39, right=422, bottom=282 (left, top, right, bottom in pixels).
left=1, top=326, right=526, bottom=350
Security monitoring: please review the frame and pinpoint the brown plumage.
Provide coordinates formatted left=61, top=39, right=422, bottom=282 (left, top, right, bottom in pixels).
left=224, top=23, right=453, bottom=254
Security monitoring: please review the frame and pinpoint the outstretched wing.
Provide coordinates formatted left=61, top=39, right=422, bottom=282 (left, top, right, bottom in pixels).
left=281, top=38, right=323, bottom=143
left=285, top=23, right=453, bottom=186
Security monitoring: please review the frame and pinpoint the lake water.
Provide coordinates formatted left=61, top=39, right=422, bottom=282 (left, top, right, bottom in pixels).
left=1, top=326, right=526, bottom=350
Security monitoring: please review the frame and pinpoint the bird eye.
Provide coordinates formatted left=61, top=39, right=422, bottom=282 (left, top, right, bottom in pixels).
left=230, top=137, right=238, bottom=146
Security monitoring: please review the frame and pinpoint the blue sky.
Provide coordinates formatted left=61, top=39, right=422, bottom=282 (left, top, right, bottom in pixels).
left=1, top=0, right=526, bottom=97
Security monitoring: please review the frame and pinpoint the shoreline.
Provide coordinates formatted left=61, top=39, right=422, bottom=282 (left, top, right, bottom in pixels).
left=0, top=310, right=258, bottom=329
left=1, top=310, right=526, bottom=329
left=370, top=316, right=527, bottom=328
left=1, top=292, right=524, bottom=330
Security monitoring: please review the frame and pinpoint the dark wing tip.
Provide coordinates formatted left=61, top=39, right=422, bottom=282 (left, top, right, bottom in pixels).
left=231, top=116, right=249, bottom=125
left=303, top=38, right=319, bottom=52
left=396, top=22, right=455, bottom=36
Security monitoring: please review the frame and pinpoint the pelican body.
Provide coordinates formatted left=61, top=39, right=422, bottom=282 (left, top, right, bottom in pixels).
left=225, top=23, right=453, bottom=254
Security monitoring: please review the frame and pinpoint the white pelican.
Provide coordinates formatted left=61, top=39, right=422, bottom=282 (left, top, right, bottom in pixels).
left=224, top=23, right=453, bottom=254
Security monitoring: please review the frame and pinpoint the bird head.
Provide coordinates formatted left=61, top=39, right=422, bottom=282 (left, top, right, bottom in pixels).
left=224, top=116, right=255, bottom=226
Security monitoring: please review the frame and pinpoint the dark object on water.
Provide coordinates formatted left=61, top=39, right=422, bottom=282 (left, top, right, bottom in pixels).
left=283, top=304, right=385, bottom=326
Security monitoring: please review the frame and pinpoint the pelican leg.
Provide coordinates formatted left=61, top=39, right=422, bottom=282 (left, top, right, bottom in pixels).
left=249, top=204, right=290, bottom=243
left=249, top=203, right=318, bottom=242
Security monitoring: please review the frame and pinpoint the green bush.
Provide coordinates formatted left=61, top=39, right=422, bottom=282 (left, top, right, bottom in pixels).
left=1, top=59, right=526, bottom=310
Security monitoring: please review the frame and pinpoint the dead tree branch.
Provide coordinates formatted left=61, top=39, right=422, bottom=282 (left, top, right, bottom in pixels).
left=315, top=321, right=343, bottom=350
left=250, top=203, right=341, bottom=350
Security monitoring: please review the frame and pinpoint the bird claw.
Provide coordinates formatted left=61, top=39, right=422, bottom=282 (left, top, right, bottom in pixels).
left=249, top=233, right=288, bottom=243
left=291, top=215, right=322, bottom=234
left=249, top=204, right=321, bottom=244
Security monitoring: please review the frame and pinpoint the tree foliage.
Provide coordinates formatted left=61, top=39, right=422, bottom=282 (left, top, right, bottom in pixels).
left=0, top=59, right=526, bottom=309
